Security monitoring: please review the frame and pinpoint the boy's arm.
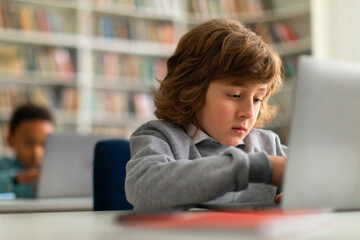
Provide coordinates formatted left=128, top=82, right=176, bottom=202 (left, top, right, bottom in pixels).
left=125, top=133, right=272, bottom=210
left=0, top=167, right=19, bottom=193
left=0, top=168, right=36, bottom=198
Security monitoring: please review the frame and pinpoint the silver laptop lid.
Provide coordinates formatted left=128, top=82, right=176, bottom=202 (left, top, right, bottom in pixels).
left=37, top=133, right=110, bottom=198
left=282, top=56, right=360, bottom=210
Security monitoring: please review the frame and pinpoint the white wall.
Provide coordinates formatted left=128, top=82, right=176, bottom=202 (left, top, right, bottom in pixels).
left=311, top=0, right=360, bottom=62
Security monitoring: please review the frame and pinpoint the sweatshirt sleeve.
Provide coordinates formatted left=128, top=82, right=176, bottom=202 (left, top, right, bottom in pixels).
left=125, top=130, right=272, bottom=210
left=0, top=168, right=19, bottom=194
left=0, top=168, right=35, bottom=198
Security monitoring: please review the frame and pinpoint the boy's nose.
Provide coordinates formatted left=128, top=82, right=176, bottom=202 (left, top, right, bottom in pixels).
left=33, top=146, right=44, bottom=166
left=237, top=100, right=254, bottom=119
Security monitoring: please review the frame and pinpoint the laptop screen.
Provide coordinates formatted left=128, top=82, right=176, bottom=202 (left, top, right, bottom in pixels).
left=37, top=133, right=111, bottom=198
left=282, top=56, right=360, bottom=210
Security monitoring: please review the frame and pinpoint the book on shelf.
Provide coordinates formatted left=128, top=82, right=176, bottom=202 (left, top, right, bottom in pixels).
left=0, top=5, right=5, bottom=29
left=0, top=44, right=24, bottom=76
left=35, top=8, right=51, bottom=32
left=0, top=85, right=27, bottom=110
left=273, top=22, right=297, bottom=42
left=153, top=59, right=166, bottom=81
left=27, top=86, right=56, bottom=109
left=103, top=52, right=119, bottom=81
left=132, top=92, right=154, bottom=122
left=36, top=49, right=56, bottom=78
left=0, top=43, right=75, bottom=82
left=60, top=88, right=79, bottom=112
left=53, top=48, right=75, bottom=81
left=19, top=6, right=36, bottom=31
left=49, top=9, right=64, bottom=33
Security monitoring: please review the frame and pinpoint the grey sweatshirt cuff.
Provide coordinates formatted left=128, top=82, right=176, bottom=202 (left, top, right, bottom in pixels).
left=247, top=152, right=272, bottom=183
left=222, top=147, right=271, bottom=185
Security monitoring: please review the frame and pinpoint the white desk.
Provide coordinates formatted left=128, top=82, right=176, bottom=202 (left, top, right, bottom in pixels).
left=0, top=211, right=360, bottom=240
left=0, top=197, right=92, bottom=213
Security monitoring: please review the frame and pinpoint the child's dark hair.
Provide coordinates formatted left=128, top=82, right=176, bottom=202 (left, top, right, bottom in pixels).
left=9, top=104, right=54, bottom=134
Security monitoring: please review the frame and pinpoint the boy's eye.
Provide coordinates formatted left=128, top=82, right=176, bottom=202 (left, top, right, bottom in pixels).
left=227, top=94, right=240, bottom=99
left=254, top=98, right=263, bottom=103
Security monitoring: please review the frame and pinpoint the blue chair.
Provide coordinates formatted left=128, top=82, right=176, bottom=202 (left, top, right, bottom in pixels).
left=93, top=139, right=133, bottom=211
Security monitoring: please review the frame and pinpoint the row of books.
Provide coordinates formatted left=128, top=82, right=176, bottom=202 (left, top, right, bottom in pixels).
left=0, top=43, right=75, bottom=81
left=250, top=21, right=298, bottom=44
left=90, top=90, right=154, bottom=122
left=0, top=84, right=154, bottom=119
left=92, top=52, right=167, bottom=87
left=92, top=0, right=180, bottom=16
left=93, top=15, right=174, bottom=43
left=0, top=85, right=78, bottom=112
left=0, top=88, right=153, bottom=125
left=91, top=90, right=127, bottom=115
left=0, top=2, right=76, bottom=34
left=92, top=0, right=288, bottom=18
left=187, top=0, right=278, bottom=18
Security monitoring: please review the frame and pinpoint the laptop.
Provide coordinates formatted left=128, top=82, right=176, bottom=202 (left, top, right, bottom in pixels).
left=282, top=56, right=360, bottom=210
left=36, top=132, right=111, bottom=198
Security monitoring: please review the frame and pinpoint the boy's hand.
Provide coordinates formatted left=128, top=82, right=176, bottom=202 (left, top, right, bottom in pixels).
left=14, top=168, right=40, bottom=184
left=275, top=192, right=283, bottom=203
left=268, top=156, right=286, bottom=187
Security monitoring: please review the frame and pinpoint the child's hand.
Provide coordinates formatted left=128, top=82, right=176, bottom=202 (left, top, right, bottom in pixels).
left=14, top=168, right=40, bottom=184
left=268, top=156, right=286, bottom=187
left=275, top=192, right=283, bottom=203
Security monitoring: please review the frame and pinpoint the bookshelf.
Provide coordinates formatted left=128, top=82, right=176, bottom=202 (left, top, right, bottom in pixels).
left=0, top=0, right=310, bottom=153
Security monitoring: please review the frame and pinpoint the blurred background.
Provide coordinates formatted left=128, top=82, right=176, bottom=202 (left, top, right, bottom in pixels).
left=0, top=0, right=359, bottom=155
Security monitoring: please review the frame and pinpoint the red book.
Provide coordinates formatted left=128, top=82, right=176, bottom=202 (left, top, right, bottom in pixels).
left=117, top=210, right=331, bottom=237
left=53, top=48, right=74, bottom=81
left=35, top=9, right=50, bottom=32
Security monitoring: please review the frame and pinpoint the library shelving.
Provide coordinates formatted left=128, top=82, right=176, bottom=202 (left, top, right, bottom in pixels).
left=0, top=0, right=310, bottom=153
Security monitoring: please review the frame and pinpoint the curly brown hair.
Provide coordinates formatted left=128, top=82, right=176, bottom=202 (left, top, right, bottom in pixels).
left=154, top=19, right=282, bottom=130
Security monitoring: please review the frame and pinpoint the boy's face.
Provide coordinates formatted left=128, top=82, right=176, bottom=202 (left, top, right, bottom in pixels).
left=8, top=120, right=54, bottom=168
left=198, top=80, right=267, bottom=146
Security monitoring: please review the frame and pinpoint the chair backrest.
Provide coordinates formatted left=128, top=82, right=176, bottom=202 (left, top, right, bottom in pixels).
left=93, top=139, right=133, bottom=211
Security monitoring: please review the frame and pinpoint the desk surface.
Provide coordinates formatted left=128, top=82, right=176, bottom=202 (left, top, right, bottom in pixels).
left=0, top=197, right=92, bottom=213
left=0, top=210, right=360, bottom=240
